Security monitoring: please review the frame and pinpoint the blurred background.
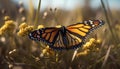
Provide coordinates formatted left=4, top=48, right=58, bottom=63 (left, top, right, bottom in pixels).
left=0, top=0, right=120, bottom=69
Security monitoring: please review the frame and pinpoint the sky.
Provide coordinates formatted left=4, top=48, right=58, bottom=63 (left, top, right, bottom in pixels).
left=12, top=0, right=120, bottom=11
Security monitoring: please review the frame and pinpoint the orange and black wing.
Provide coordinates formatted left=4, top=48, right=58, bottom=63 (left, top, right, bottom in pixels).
left=63, top=20, right=104, bottom=49
left=29, top=20, right=104, bottom=50
left=49, top=20, right=104, bottom=50
left=67, top=20, right=104, bottom=38
left=50, top=30, right=83, bottom=49
left=29, top=27, right=60, bottom=45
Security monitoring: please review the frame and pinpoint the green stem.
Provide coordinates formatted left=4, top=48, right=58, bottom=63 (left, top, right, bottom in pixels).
left=34, top=0, right=41, bottom=28
left=100, top=0, right=117, bottom=44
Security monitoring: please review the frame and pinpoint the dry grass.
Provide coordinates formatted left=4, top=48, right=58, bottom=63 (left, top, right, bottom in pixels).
left=0, top=0, right=120, bottom=69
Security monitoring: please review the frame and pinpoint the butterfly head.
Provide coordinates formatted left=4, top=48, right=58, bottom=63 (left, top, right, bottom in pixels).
left=85, top=20, right=104, bottom=28
left=56, top=25, right=62, bottom=28
left=60, top=26, right=66, bottom=34
left=55, top=25, right=66, bottom=33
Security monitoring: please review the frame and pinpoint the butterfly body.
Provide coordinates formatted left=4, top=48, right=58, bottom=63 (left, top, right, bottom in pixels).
left=29, top=20, right=104, bottom=50
left=59, top=26, right=69, bottom=48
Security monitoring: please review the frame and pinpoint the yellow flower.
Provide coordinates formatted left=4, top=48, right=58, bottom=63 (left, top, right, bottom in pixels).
left=96, top=39, right=101, bottom=43
left=76, top=38, right=101, bottom=57
left=82, top=38, right=97, bottom=49
left=19, top=22, right=28, bottom=29
left=17, top=22, right=34, bottom=36
left=96, top=48, right=100, bottom=52
left=42, top=48, right=47, bottom=55
left=82, top=42, right=92, bottom=49
left=41, top=46, right=55, bottom=56
left=37, top=25, right=44, bottom=29
left=0, top=20, right=15, bottom=36
left=42, top=46, right=49, bottom=54
left=89, top=38, right=95, bottom=43
left=76, top=49, right=90, bottom=57
left=4, top=16, right=10, bottom=21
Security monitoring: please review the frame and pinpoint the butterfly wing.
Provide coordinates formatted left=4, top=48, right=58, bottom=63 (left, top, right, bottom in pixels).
left=49, top=20, right=104, bottom=50
left=63, top=20, right=104, bottom=49
left=50, top=23, right=88, bottom=50
left=51, top=30, right=83, bottom=50
left=29, top=27, right=60, bottom=45
left=67, top=20, right=104, bottom=37
left=29, top=20, right=104, bottom=50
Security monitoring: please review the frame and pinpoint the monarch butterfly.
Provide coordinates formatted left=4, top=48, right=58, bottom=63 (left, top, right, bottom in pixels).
left=29, top=20, right=104, bottom=50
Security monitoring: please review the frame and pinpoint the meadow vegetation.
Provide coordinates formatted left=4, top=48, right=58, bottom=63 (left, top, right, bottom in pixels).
left=0, top=0, right=120, bottom=69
